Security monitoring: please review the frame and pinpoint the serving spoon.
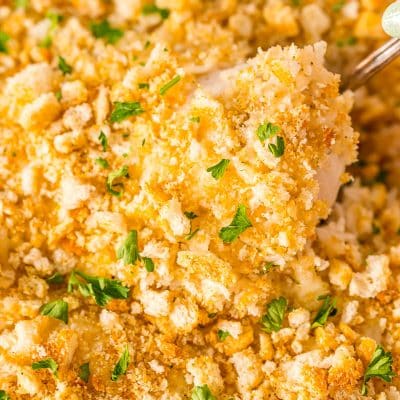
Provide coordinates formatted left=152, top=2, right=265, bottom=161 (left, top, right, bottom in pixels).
left=345, top=1, right=400, bottom=90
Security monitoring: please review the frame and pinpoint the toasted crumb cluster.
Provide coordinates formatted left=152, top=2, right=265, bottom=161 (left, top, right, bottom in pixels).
left=0, top=1, right=400, bottom=399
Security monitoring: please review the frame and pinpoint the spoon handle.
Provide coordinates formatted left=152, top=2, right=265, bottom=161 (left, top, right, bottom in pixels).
left=344, top=37, right=400, bottom=90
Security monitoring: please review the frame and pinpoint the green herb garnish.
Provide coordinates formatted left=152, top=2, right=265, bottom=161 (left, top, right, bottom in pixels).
left=32, top=358, right=58, bottom=376
left=68, top=270, right=130, bottom=307
left=142, top=4, right=170, bottom=20
left=219, top=204, right=252, bottom=243
left=40, top=299, right=68, bottom=324
left=99, top=131, right=108, bottom=151
left=96, top=157, right=109, bottom=169
left=111, top=345, right=130, bottom=381
left=0, top=32, right=10, bottom=53
left=47, top=272, right=64, bottom=284
left=106, top=165, right=129, bottom=197
left=90, top=20, right=123, bottom=44
left=256, top=122, right=280, bottom=143
left=207, top=159, right=230, bottom=180
left=14, top=0, right=28, bottom=8
left=184, top=211, right=198, bottom=220
left=268, top=136, right=285, bottom=157
left=190, top=116, right=200, bottom=123
left=332, top=0, right=345, bottom=12
left=361, top=345, right=395, bottom=395
left=160, top=75, right=181, bottom=95
left=110, top=101, right=144, bottom=123
left=260, top=297, right=287, bottom=332
left=311, top=295, right=337, bottom=329
left=138, top=82, right=150, bottom=89
left=217, top=330, right=230, bottom=342
left=79, top=362, right=90, bottom=383
left=191, top=384, right=216, bottom=400
left=58, top=56, right=72, bottom=75
left=117, top=230, right=140, bottom=265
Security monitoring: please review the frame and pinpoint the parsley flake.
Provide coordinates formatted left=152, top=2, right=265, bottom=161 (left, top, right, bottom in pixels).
left=190, top=116, right=200, bottom=123
left=219, top=204, right=252, bottom=244
left=142, top=4, right=170, bottom=20
left=90, top=20, right=123, bottom=44
left=160, top=75, right=181, bottom=95
left=207, top=159, right=230, bottom=180
left=47, top=272, right=64, bottom=284
left=14, top=0, right=28, bottom=8
left=32, top=358, right=58, bottom=376
left=260, top=262, right=279, bottom=274
left=96, top=157, right=109, bottom=169
left=332, top=0, right=345, bottom=12
left=39, top=36, right=52, bottom=48
left=58, top=56, right=72, bottom=75
left=111, top=345, right=130, bottom=381
left=268, top=136, right=285, bottom=157
left=0, top=32, right=10, bottom=53
left=261, top=297, right=287, bottom=332
left=79, top=362, right=90, bottom=383
left=186, top=228, right=200, bottom=241
left=138, top=82, right=150, bottom=89
left=40, top=299, right=68, bottom=324
left=311, top=295, right=337, bottom=329
left=117, top=230, right=140, bottom=265
left=143, top=257, right=155, bottom=272
left=55, top=90, right=62, bottom=101
left=0, top=391, right=10, bottom=400
left=191, top=384, right=216, bottom=400
left=106, top=165, right=129, bottom=197
left=361, top=345, right=395, bottom=395
left=184, top=211, right=198, bottom=220
left=110, top=101, right=144, bottom=123
left=256, top=122, right=280, bottom=142
left=217, top=330, right=230, bottom=342
left=68, top=270, right=130, bottom=307
left=98, top=131, right=108, bottom=151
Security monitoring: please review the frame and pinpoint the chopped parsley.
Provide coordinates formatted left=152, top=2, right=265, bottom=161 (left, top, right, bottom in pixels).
left=46, top=272, right=64, bottom=284
left=142, top=4, right=170, bottom=20
left=106, top=165, right=129, bottom=197
left=110, top=101, right=144, bottom=123
left=79, top=362, right=90, bottom=383
left=0, top=390, right=10, bottom=400
left=95, top=157, right=109, bottom=169
left=0, top=32, right=10, bottom=53
left=98, top=131, right=108, bottom=151
left=268, top=136, right=285, bottom=157
left=191, top=384, right=216, bottom=400
left=58, top=56, right=72, bottom=75
left=190, top=116, right=200, bottom=123
left=160, top=75, right=181, bottom=95
left=219, top=204, right=252, bottom=243
left=90, top=20, right=123, bottom=44
left=186, top=228, right=200, bottom=241
left=260, top=262, right=279, bottom=274
left=361, top=345, right=395, bottom=395
left=217, top=330, right=230, bottom=342
left=144, top=40, right=151, bottom=50
left=117, top=230, right=140, bottom=265
left=111, top=345, right=130, bottom=381
left=208, top=313, right=217, bottom=319
left=336, top=36, right=357, bottom=47
left=184, top=211, right=198, bottom=220
left=47, top=11, right=63, bottom=28
left=138, top=82, right=150, bottom=89
left=32, top=358, right=58, bottom=376
left=39, top=36, right=52, bottom=48
left=332, top=0, right=345, bottom=12
left=40, top=299, right=68, bottom=324
left=291, top=0, right=301, bottom=5
left=68, top=270, right=130, bottom=307
left=207, top=159, right=230, bottom=180
left=311, top=295, right=337, bottom=329
left=143, top=257, right=155, bottom=272
left=261, top=297, right=287, bottom=332
left=55, top=90, right=62, bottom=101
left=117, top=230, right=155, bottom=272
left=14, top=0, right=28, bottom=8
left=256, top=122, right=280, bottom=143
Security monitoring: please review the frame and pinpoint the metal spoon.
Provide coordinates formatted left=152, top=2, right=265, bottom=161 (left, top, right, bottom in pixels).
left=345, top=1, right=400, bottom=90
